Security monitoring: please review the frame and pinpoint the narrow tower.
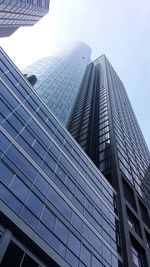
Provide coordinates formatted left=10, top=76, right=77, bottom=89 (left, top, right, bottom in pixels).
left=68, top=55, right=150, bottom=267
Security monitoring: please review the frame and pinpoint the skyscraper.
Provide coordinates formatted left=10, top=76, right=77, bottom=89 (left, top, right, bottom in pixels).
left=23, top=42, right=91, bottom=126
left=68, top=55, right=150, bottom=266
left=0, top=48, right=123, bottom=267
left=0, top=0, right=50, bottom=37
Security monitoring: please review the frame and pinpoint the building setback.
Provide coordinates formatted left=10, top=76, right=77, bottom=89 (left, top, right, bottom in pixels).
left=0, top=0, right=50, bottom=37
left=22, top=42, right=91, bottom=126
left=68, top=55, right=150, bottom=267
left=0, top=48, right=123, bottom=266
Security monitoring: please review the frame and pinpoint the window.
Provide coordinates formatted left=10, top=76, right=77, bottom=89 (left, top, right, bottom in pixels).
left=68, top=232, right=80, bottom=257
left=34, top=173, right=49, bottom=195
left=126, top=207, right=142, bottom=237
left=145, top=230, right=150, bottom=249
left=131, top=246, right=143, bottom=267
left=139, top=199, right=150, bottom=228
left=103, top=244, right=111, bottom=265
left=80, top=244, right=91, bottom=267
left=0, top=160, right=14, bottom=186
left=66, top=249, right=79, bottom=267
left=0, top=184, right=23, bottom=214
left=0, top=241, right=39, bottom=267
left=25, top=192, right=43, bottom=217
left=128, top=217, right=135, bottom=229
left=71, top=212, right=82, bottom=233
left=122, top=178, right=137, bottom=211
left=0, top=226, right=4, bottom=241
left=10, top=176, right=29, bottom=202
left=21, top=207, right=38, bottom=229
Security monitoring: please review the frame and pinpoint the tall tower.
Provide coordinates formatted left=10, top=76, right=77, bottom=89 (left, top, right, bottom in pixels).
left=68, top=55, right=150, bottom=267
left=23, top=42, right=91, bottom=126
left=0, top=0, right=50, bottom=37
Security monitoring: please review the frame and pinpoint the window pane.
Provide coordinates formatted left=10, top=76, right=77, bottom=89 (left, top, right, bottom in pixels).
left=10, top=176, right=29, bottom=202
left=26, top=192, right=43, bottom=217
left=0, top=160, right=14, bottom=185
left=41, top=206, right=56, bottom=230
left=21, top=207, right=38, bottom=229
left=80, top=244, right=91, bottom=267
left=68, top=232, right=80, bottom=256
left=55, top=219, right=68, bottom=244
left=34, top=173, right=49, bottom=195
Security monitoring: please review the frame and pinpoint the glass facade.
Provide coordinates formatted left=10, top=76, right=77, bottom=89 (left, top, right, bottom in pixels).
left=0, top=48, right=122, bottom=266
left=0, top=0, right=50, bottom=37
left=68, top=55, right=150, bottom=266
left=23, top=42, right=91, bottom=126
left=68, top=58, right=111, bottom=173
left=68, top=55, right=150, bottom=206
left=104, top=56, right=150, bottom=206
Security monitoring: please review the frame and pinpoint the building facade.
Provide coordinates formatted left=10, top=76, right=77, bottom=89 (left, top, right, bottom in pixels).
left=22, top=42, right=91, bottom=126
left=0, top=48, right=123, bottom=266
left=68, top=55, right=150, bottom=267
left=0, top=0, right=50, bottom=37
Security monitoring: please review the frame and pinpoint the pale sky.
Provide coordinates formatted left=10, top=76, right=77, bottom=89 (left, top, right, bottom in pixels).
left=1, top=0, right=150, bottom=149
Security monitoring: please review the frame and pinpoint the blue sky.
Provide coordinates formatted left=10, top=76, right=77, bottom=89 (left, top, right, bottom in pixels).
left=1, top=0, right=150, bottom=148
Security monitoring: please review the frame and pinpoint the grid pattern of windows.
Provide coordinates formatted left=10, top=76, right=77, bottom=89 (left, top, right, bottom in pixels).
left=68, top=64, right=96, bottom=153
left=68, top=56, right=150, bottom=204
left=68, top=56, right=111, bottom=176
left=69, top=54, right=150, bottom=206
left=96, top=60, right=111, bottom=171
left=23, top=43, right=91, bottom=126
left=68, top=54, right=150, bottom=266
left=0, top=48, right=122, bottom=267
left=104, top=57, right=150, bottom=207
left=0, top=0, right=50, bottom=37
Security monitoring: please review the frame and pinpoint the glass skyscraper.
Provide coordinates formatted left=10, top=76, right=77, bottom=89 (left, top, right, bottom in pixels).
left=23, top=42, right=91, bottom=126
left=68, top=55, right=150, bottom=267
left=0, top=0, right=50, bottom=37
